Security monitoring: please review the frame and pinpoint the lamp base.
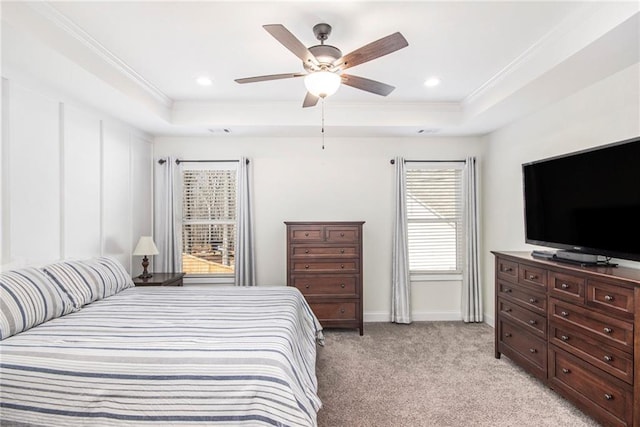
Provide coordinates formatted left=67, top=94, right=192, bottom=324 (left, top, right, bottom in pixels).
left=138, top=255, right=152, bottom=279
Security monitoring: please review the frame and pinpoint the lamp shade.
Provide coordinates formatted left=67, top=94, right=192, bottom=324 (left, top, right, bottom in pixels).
left=133, top=236, right=159, bottom=256
left=304, top=71, right=341, bottom=98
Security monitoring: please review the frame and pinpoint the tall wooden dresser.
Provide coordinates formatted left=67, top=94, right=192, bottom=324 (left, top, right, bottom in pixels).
left=285, top=221, right=364, bottom=335
left=493, top=251, right=640, bottom=427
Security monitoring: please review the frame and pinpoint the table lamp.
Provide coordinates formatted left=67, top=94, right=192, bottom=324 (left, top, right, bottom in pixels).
left=133, top=236, right=159, bottom=279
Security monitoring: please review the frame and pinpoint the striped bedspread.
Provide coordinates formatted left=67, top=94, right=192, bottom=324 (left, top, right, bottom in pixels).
left=0, top=286, right=323, bottom=426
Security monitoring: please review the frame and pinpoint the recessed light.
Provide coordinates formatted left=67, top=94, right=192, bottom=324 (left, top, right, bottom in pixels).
left=424, top=77, right=441, bottom=87
left=196, top=76, right=213, bottom=86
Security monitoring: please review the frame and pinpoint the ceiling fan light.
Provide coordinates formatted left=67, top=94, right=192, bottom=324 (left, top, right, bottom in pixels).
left=304, top=71, right=341, bottom=98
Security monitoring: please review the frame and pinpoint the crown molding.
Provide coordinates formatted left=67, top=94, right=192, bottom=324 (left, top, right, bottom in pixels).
left=27, top=2, right=173, bottom=108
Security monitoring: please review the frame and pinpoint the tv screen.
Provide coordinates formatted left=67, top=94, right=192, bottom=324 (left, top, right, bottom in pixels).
left=522, top=136, right=640, bottom=262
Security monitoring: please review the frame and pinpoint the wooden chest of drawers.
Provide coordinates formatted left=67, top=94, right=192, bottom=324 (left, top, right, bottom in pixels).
left=493, top=251, right=640, bottom=427
left=286, top=221, right=364, bottom=335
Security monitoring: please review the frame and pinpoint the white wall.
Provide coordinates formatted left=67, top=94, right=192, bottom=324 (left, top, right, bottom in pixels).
left=154, top=135, right=485, bottom=321
left=482, top=63, right=640, bottom=326
left=0, top=77, right=153, bottom=273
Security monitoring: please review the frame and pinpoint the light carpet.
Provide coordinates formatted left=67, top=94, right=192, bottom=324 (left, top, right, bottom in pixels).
left=316, top=322, right=600, bottom=427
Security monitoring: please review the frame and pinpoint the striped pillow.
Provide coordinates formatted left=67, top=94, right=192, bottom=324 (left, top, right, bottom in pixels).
left=93, top=256, right=135, bottom=294
left=42, top=257, right=134, bottom=309
left=0, top=267, right=77, bottom=340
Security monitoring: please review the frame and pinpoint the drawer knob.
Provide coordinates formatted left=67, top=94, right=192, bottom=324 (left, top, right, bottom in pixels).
left=340, top=283, right=345, bottom=288
left=305, top=232, right=309, bottom=237
left=340, top=232, right=345, bottom=237
left=504, top=288, right=512, bottom=293
left=604, top=394, right=613, bottom=401
left=305, top=265, right=309, bottom=269
left=504, top=308, right=512, bottom=313
left=561, top=335, right=569, bottom=341
left=560, top=311, right=569, bottom=317
left=305, top=249, right=309, bottom=254
left=340, top=249, right=345, bottom=254
left=504, top=267, right=513, bottom=272
left=603, top=355, right=613, bottom=362
left=305, top=284, right=310, bottom=289
left=529, top=274, right=537, bottom=280
left=528, top=298, right=537, bottom=303
left=561, top=283, right=569, bottom=289
left=341, top=264, right=345, bottom=269
left=603, top=327, right=613, bottom=334
left=529, top=348, right=537, bottom=354
left=340, top=308, right=345, bottom=314
left=528, top=319, right=537, bottom=325
left=504, top=333, right=512, bottom=338
left=604, top=295, right=614, bottom=302
left=562, top=368, right=570, bottom=374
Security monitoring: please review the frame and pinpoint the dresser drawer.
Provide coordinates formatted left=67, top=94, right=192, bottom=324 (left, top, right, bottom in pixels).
left=499, top=319, right=547, bottom=371
left=291, top=260, right=359, bottom=273
left=499, top=298, right=546, bottom=338
left=288, top=225, right=324, bottom=242
left=291, top=275, right=358, bottom=297
left=325, top=225, right=360, bottom=243
left=549, top=348, right=633, bottom=427
left=310, top=301, right=357, bottom=321
left=518, top=263, right=547, bottom=288
left=291, top=245, right=358, bottom=258
left=497, top=258, right=518, bottom=281
left=550, top=323, right=634, bottom=384
left=549, top=271, right=586, bottom=304
left=587, top=280, right=635, bottom=319
left=550, top=298, right=634, bottom=353
left=497, top=280, right=546, bottom=314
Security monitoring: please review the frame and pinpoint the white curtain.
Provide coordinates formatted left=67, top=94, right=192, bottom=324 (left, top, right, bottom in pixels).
left=392, top=157, right=411, bottom=324
left=154, top=158, right=182, bottom=273
left=234, top=157, right=256, bottom=286
left=462, top=156, right=482, bottom=322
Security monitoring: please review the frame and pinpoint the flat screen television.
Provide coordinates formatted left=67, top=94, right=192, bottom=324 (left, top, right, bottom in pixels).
left=522, top=136, right=640, bottom=263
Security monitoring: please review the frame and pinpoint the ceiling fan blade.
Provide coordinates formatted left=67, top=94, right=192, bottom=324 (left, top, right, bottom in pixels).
left=302, top=92, right=319, bottom=108
left=263, top=24, right=320, bottom=67
left=334, top=32, right=408, bottom=70
left=235, top=73, right=305, bottom=84
left=341, top=74, right=396, bottom=96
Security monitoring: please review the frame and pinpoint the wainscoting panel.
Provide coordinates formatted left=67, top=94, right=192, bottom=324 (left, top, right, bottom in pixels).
left=7, top=82, right=60, bottom=265
left=63, top=103, right=102, bottom=259
left=102, top=122, right=133, bottom=272
left=0, top=78, right=152, bottom=271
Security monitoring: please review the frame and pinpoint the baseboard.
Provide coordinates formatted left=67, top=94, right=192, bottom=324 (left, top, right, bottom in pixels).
left=484, top=313, right=495, bottom=328
left=364, top=311, right=462, bottom=322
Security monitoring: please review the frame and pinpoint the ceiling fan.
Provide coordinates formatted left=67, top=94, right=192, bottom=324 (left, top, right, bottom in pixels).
left=235, top=23, right=409, bottom=108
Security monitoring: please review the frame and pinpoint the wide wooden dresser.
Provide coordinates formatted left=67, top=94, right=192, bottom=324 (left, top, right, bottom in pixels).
left=493, top=251, right=640, bottom=427
left=285, top=221, right=364, bottom=335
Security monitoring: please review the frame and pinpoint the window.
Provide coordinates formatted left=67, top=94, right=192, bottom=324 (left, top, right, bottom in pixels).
left=181, top=164, right=237, bottom=275
left=406, top=162, right=464, bottom=274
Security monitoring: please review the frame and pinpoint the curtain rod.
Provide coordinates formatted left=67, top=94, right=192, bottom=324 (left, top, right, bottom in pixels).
left=158, top=159, right=249, bottom=165
left=389, top=159, right=466, bottom=164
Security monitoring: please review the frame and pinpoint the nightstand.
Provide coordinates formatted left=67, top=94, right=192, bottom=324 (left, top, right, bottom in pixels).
left=133, top=272, right=185, bottom=287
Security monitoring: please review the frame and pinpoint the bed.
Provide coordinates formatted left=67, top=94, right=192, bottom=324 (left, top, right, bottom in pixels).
left=0, top=264, right=323, bottom=427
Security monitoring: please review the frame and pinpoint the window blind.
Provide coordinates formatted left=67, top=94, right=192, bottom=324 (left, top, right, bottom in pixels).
left=406, top=165, right=463, bottom=273
left=182, top=168, right=237, bottom=275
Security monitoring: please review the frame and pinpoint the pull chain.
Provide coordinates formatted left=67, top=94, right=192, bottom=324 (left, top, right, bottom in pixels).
left=321, top=97, right=325, bottom=150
